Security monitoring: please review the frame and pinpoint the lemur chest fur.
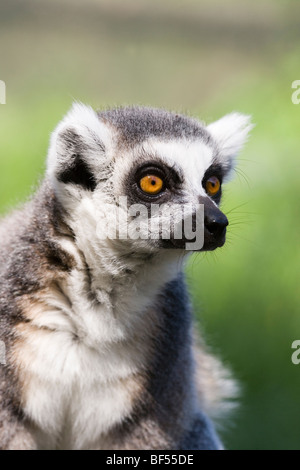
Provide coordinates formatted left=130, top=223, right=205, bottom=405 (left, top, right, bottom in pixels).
left=15, top=243, right=181, bottom=450
left=0, top=104, right=252, bottom=450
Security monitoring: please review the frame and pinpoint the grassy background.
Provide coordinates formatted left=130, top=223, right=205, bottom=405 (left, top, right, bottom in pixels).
left=0, top=0, right=299, bottom=449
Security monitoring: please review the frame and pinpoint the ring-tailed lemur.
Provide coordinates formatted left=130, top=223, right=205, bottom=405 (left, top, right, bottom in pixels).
left=0, top=104, right=252, bottom=450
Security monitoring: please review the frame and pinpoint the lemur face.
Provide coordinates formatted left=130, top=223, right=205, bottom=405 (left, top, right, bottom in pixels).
left=47, top=104, right=252, bottom=253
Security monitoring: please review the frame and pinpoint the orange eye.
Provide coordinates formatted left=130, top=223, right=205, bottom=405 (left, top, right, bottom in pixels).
left=206, top=176, right=221, bottom=196
left=139, top=175, right=164, bottom=195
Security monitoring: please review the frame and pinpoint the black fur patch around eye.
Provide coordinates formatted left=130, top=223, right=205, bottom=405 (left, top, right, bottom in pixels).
left=202, top=163, right=224, bottom=182
left=58, top=156, right=97, bottom=191
left=202, top=163, right=224, bottom=204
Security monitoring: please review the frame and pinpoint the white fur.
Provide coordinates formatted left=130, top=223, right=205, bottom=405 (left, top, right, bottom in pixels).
left=47, top=103, right=116, bottom=187
left=21, top=104, right=250, bottom=449
left=141, top=138, right=214, bottom=201
left=207, top=112, right=253, bottom=178
left=20, top=221, right=184, bottom=449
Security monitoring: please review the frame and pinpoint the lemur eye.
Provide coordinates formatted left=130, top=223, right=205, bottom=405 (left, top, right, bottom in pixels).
left=139, top=175, right=164, bottom=195
left=205, top=176, right=221, bottom=196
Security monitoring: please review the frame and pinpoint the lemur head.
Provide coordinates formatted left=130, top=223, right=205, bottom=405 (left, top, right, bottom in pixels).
left=47, top=104, right=252, bottom=256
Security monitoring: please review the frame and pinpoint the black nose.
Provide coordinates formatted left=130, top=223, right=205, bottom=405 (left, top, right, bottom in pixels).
left=205, top=211, right=228, bottom=238
left=198, top=196, right=229, bottom=251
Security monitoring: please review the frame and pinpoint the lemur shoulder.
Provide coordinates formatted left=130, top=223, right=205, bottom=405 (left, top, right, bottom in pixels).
left=0, top=104, right=252, bottom=450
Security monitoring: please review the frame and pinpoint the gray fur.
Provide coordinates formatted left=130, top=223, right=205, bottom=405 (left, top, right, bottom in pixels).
left=0, top=104, right=249, bottom=450
left=100, top=106, right=213, bottom=147
left=0, top=185, right=222, bottom=449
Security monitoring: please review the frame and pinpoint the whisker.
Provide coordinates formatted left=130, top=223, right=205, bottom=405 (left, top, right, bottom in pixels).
left=225, top=201, right=252, bottom=215
left=226, top=231, right=257, bottom=247
left=233, top=167, right=251, bottom=189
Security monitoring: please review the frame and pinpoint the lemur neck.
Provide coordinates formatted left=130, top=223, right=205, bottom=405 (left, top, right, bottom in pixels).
left=72, top=236, right=184, bottom=315
left=55, top=188, right=186, bottom=315
left=38, top=183, right=186, bottom=347
left=60, top=236, right=184, bottom=349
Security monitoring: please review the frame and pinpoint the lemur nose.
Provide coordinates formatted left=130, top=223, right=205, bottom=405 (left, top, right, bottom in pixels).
left=198, top=196, right=229, bottom=242
left=205, top=211, right=228, bottom=237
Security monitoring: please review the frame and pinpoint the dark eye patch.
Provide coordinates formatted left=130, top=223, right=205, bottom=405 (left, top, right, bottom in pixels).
left=126, top=159, right=184, bottom=205
left=202, top=163, right=224, bottom=204
left=135, top=158, right=183, bottom=184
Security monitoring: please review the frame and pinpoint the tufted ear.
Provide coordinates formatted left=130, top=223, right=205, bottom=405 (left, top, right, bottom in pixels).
left=47, top=103, right=114, bottom=191
left=207, top=113, right=253, bottom=176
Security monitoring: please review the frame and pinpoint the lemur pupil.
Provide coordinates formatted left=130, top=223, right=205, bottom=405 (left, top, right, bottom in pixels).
left=151, top=180, right=156, bottom=185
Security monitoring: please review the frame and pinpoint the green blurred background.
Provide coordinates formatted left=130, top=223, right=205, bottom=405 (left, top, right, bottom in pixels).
left=0, top=0, right=299, bottom=450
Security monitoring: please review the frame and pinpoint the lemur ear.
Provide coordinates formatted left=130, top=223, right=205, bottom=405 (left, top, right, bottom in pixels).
left=207, top=113, right=253, bottom=175
left=47, top=103, right=113, bottom=191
